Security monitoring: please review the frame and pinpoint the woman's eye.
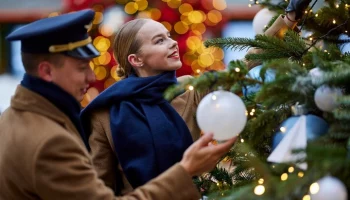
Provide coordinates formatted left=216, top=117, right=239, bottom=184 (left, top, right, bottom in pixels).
left=156, top=38, right=164, bottom=44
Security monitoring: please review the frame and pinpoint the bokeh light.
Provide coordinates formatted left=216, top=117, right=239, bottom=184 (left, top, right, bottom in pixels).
left=150, top=8, right=161, bottom=20
left=213, top=0, right=227, bottom=10
left=174, top=21, right=189, bottom=34
left=125, top=2, right=138, bottom=14
left=94, top=66, right=108, bottom=80
left=93, top=12, right=104, bottom=24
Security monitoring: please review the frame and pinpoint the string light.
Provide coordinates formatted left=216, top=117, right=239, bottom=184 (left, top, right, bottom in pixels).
left=298, top=172, right=304, bottom=177
left=309, top=182, right=320, bottom=194
left=281, top=173, right=288, bottom=181
left=315, top=13, right=319, bottom=17
left=235, top=67, right=240, bottom=72
left=188, top=85, right=194, bottom=90
left=303, top=195, right=311, bottom=200
left=288, top=166, right=294, bottom=173
left=254, top=185, right=265, bottom=195
left=333, top=19, right=336, bottom=24
left=241, top=138, right=245, bottom=143
left=258, top=178, right=264, bottom=184
left=280, top=127, right=286, bottom=133
left=336, top=4, right=339, bottom=8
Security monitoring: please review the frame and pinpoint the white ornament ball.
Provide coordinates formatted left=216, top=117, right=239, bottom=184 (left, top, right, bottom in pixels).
left=314, top=85, right=342, bottom=112
left=309, top=67, right=324, bottom=85
left=196, top=90, right=247, bottom=141
left=310, top=176, right=347, bottom=200
left=252, top=8, right=276, bottom=35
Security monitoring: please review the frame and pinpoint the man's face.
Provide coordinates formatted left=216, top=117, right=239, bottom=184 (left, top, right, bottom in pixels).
left=50, top=55, right=96, bottom=102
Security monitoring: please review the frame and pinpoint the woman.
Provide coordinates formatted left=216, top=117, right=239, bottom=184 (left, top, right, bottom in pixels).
left=81, top=3, right=308, bottom=194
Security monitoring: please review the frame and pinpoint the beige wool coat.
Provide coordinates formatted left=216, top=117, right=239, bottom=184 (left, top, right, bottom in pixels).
left=0, top=85, right=200, bottom=200
left=88, top=15, right=292, bottom=195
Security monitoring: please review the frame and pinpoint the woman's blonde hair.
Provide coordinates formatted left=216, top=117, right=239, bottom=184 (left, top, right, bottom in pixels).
left=113, top=18, right=148, bottom=78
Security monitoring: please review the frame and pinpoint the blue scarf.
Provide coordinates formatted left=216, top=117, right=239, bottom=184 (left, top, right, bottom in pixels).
left=81, top=71, right=193, bottom=188
left=21, top=73, right=89, bottom=149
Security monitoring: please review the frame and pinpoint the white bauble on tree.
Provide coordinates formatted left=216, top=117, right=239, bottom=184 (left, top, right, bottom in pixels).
left=309, top=67, right=324, bottom=85
left=196, top=90, right=247, bottom=141
left=310, top=176, right=347, bottom=200
left=314, top=85, right=343, bottom=112
left=252, top=8, right=276, bottom=35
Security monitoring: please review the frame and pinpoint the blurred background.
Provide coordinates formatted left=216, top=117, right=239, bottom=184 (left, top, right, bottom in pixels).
left=0, top=0, right=265, bottom=112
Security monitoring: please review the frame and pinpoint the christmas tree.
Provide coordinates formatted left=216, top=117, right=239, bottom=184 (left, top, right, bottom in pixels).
left=165, top=0, right=350, bottom=199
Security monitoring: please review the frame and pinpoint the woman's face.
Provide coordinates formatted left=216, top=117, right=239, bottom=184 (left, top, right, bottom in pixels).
left=134, top=20, right=181, bottom=77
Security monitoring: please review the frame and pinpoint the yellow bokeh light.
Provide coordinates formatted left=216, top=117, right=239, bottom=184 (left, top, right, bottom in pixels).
left=288, top=167, right=294, bottom=173
left=212, top=48, right=224, bottom=60
left=99, top=25, right=114, bottom=37
left=110, top=65, right=122, bottom=81
left=191, top=60, right=202, bottom=72
left=87, top=87, right=99, bottom=101
left=281, top=173, right=288, bottom=181
left=254, top=185, right=265, bottom=195
left=93, top=12, right=104, bottom=24
left=180, top=14, right=192, bottom=25
left=191, top=23, right=206, bottom=35
left=196, top=44, right=208, bottom=54
left=198, top=53, right=215, bottom=68
left=89, top=61, right=95, bottom=70
left=302, top=195, right=311, bottom=200
left=205, top=18, right=217, bottom=26
left=188, top=11, right=204, bottom=24
left=135, top=0, right=148, bottom=11
left=98, top=52, right=112, bottom=65
left=213, top=0, right=227, bottom=10
left=93, top=36, right=111, bottom=52
left=179, top=3, right=193, bottom=14
left=174, top=21, right=189, bottom=34
left=258, top=178, right=264, bottom=184
left=186, top=36, right=202, bottom=51
left=182, top=52, right=197, bottom=66
left=94, top=66, right=108, bottom=80
left=208, top=10, right=222, bottom=24
left=161, top=21, right=172, bottom=32
left=137, top=11, right=152, bottom=19
left=309, top=182, right=319, bottom=194
left=188, top=85, right=194, bottom=90
left=80, top=93, right=91, bottom=108
left=167, top=0, right=181, bottom=8
left=125, top=2, right=138, bottom=14
left=210, top=61, right=225, bottom=70
left=150, top=8, right=161, bottom=20
left=298, top=172, right=304, bottom=177
left=104, top=78, right=116, bottom=89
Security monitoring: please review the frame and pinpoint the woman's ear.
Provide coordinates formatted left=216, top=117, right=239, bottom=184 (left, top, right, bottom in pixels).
left=128, top=54, right=144, bottom=69
left=37, top=61, right=54, bottom=82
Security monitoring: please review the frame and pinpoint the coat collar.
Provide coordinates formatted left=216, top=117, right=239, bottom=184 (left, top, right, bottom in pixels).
left=10, top=85, right=80, bottom=136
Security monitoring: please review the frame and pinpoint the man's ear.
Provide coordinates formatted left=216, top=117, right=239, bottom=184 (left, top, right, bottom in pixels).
left=127, top=54, right=144, bottom=69
left=37, top=61, right=54, bottom=82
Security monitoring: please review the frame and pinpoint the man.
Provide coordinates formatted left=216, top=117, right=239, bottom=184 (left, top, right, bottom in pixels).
left=0, top=9, right=236, bottom=200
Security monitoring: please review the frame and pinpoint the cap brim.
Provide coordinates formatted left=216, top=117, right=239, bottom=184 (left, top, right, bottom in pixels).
left=65, top=43, right=100, bottom=59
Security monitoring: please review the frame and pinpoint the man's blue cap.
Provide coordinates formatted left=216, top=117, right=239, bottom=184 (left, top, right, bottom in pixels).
left=6, top=9, right=100, bottom=59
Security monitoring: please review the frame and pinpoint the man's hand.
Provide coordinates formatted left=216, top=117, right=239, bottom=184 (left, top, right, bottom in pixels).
left=180, top=133, right=237, bottom=177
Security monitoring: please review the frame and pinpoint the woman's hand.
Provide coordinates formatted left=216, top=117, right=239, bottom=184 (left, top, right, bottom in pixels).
left=180, top=133, right=236, bottom=177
